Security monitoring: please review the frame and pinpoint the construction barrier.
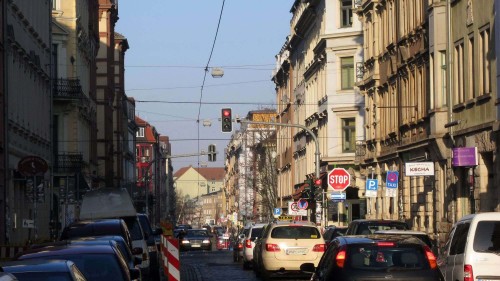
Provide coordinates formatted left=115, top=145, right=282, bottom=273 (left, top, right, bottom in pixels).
left=161, top=235, right=180, bottom=281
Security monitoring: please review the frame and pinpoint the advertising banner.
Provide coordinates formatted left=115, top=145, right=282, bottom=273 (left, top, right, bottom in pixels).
left=405, top=162, right=434, bottom=176
left=452, top=147, right=478, bottom=167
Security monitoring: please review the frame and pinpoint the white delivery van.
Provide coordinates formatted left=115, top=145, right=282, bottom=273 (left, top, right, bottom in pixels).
left=79, top=188, right=151, bottom=278
left=438, top=212, right=500, bottom=281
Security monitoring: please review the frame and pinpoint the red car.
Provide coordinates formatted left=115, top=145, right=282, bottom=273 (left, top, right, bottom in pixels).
left=216, top=233, right=231, bottom=250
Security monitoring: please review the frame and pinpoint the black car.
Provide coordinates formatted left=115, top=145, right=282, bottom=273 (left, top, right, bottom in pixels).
left=179, top=229, right=212, bottom=251
left=345, top=219, right=410, bottom=235
left=301, top=234, right=443, bottom=281
left=324, top=226, right=347, bottom=247
left=0, top=259, right=87, bottom=281
left=137, top=213, right=163, bottom=281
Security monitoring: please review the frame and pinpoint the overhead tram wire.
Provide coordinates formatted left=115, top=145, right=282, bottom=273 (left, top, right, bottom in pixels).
left=196, top=0, right=225, bottom=179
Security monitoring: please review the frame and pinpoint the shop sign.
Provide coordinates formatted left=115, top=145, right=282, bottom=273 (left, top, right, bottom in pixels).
left=405, top=162, right=434, bottom=176
left=452, top=147, right=478, bottom=167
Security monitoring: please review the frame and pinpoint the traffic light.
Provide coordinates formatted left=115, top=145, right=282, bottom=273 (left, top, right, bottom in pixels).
left=301, top=179, right=313, bottom=199
left=221, top=108, right=232, bottom=132
left=208, top=144, right=216, bottom=162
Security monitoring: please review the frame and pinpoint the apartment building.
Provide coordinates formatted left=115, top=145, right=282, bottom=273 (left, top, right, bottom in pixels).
left=273, top=0, right=364, bottom=225
left=356, top=0, right=498, bottom=244
left=51, top=0, right=99, bottom=232
left=3, top=1, right=52, bottom=244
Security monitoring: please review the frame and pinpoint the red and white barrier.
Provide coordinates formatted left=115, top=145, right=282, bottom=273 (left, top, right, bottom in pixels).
left=161, top=235, right=180, bottom=281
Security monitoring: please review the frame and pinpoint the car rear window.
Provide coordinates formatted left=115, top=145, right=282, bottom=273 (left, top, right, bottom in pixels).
left=348, top=245, right=428, bottom=270
left=358, top=222, right=409, bottom=234
left=271, top=226, right=320, bottom=239
left=473, top=220, right=500, bottom=253
left=124, top=219, right=143, bottom=240
left=250, top=227, right=264, bottom=238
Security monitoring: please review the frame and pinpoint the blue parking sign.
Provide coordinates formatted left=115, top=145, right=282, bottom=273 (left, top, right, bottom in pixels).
left=273, top=208, right=282, bottom=216
left=366, top=179, right=379, bottom=190
left=386, top=171, right=399, bottom=188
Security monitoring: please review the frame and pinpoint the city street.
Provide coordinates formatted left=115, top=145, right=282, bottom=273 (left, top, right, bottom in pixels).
left=180, top=249, right=309, bottom=281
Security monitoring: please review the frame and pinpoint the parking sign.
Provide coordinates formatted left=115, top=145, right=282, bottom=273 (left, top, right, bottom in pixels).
left=365, top=179, right=378, bottom=198
left=386, top=171, right=399, bottom=188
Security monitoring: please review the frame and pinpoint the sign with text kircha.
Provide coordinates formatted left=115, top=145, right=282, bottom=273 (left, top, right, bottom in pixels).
left=452, top=147, right=478, bottom=167
left=405, top=162, right=434, bottom=176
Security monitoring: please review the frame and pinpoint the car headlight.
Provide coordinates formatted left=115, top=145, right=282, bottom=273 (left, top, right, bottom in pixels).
left=182, top=240, right=190, bottom=244
left=202, top=239, right=210, bottom=244
left=148, top=245, right=157, bottom=252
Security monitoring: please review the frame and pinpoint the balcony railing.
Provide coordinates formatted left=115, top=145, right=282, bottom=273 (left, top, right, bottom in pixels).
left=54, top=153, right=83, bottom=173
left=53, top=78, right=84, bottom=100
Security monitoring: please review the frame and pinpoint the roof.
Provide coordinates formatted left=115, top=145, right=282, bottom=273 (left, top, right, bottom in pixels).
left=1, top=259, right=75, bottom=273
left=16, top=245, right=117, bottom=260
left=173, top=166, right=225, bottom=180
left=135, top=116, right=157, bottom=143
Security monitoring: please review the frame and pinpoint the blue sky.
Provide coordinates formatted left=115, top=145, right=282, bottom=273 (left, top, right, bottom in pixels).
left=118, top=1, right=293, bottom=172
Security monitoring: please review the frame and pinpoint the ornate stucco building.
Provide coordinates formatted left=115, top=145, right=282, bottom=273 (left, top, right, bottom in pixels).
left=273, top=0, right=364, bottom=226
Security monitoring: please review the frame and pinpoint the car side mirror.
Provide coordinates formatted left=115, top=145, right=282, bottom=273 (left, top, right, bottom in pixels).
left=238, top=234, right=245, bottom=239
left=132, top=247, right=143, bottom=255
left=129, top=268, right=141, bottom=280
left=134, top=256, right=142, bottom=266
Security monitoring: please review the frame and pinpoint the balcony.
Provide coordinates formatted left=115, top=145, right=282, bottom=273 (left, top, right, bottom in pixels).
left=54, top=153, right=83, bottom=173
left=53, top=78, right=91, bottom=107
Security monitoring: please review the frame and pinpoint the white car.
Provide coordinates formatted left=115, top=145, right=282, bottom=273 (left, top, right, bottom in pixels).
left=438, top=212, right=500, bottom=281
left=242, top=223, right=267, bottom=269
left=253, top=220, right=325, bottom=280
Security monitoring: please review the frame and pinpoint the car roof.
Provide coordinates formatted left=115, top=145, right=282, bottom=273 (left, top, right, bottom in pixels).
left=16, top=244, right=117, bottom=260
left=374, top=230, right=427, bottom=235
left=1, top=259, right=75, bottom=272
left=458, top=211, right=500, bottom=223
left=339, top=234, right=428, bottom=246
left=351, top=219, right=408, bottom=224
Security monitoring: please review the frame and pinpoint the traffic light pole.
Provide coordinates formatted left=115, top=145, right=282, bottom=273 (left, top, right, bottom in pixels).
left=237, top=118, right=323, bottom=225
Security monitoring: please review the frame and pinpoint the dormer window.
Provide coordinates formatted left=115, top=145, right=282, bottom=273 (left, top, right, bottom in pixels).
left=137, top=127, right=145, bottom=137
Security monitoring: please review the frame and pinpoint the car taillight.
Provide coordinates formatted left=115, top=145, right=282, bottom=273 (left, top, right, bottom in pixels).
left=265, top=243, right=280, bottom=252
left=245, top=239, right=252, bottom=248
left=423, top=246, right=437, bottom=269
left=377, top=242, right=395, bottom=247
left=238, top=242, right=243, bottom=249
left=312, top=244, right=326, bottom=252
left=335, top=248, right=346, bottom=268
left=464, top=264, right=473, bottom=281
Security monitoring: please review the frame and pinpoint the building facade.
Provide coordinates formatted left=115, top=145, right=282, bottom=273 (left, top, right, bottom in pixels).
left=4, top=0, right=53, bottom=244
left=273, top=0, right=364, bottom=226
left=51, top=0, right=99, bottom=233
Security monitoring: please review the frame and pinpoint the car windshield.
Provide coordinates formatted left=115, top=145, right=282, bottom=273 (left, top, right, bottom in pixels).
left=271, top=226, right=320, bottom=239
left=186, top=230, right=209, bottom=237
left=138, top=215, right=152, bottom=237
left=124, top=218, right=143, bottom=240
left=348, top=245, right=428, bottom=270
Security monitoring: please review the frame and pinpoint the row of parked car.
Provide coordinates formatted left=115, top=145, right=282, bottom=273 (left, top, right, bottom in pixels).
left=0, top=188, right=164, bottom=281
left=231, top=212, right=500, bottom=281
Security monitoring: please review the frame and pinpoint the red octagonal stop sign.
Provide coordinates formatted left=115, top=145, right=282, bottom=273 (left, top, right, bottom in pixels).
left=328, top=168, right=351, bottom=191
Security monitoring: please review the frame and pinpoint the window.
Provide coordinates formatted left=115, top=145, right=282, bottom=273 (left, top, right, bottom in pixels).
left=454, top=42, right=465, bottom=103
left=479, top=27, right=491, bottom=95
left=342, top=118, right=356, bottom=152
left=468, top=35, right=475, bottom=99
left=341, top=57, right=354, bottom=90
left=137, top=127, right=145, bottom=137
left=52, top=0, right=58, bottom=10
left=449, top=222, right=470, bottom=255
left=440, top=51, right=447, bottom=106
left=341, top=0, right=353, bottom=27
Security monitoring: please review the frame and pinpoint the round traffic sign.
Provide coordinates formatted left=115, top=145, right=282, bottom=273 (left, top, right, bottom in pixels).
left=328, top=168, right=351, bottom=191
left=290, top=202, right=299, bottom=212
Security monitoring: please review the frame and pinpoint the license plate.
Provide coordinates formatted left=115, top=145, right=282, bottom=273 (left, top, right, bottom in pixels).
left=286, top=248, right=308, bottom=255
left=191, top=244, right=201, bottom=247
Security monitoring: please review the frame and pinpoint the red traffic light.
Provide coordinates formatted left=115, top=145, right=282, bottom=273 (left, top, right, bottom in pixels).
left=314, top=179, right=322, bottom=186
left=222, top=109, right=231, bottom=117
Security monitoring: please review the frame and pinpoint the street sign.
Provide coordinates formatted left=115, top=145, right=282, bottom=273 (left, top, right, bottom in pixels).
left=365, top=179, right=378, bottom=197
left=328, top=168, right=351, bottom=191
left=330, top=192, right=346, bottom=201
left=22, top=219, right=34, bottom=229
left=386, top=171, right=399, bottom=188
left=297, top=199, right=308, bottom=210
left=288, top=201, right=307, bottom=216
left=273, top=208, right=282, bottom=218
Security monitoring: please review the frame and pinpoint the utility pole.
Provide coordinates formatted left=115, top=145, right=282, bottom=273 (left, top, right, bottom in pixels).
left=237, top=118, right=322, bottom=224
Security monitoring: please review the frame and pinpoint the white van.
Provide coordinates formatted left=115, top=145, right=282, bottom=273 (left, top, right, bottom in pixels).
left=437, top=212, right=500, bottom=281
left=79, top=188, right=151, bottom=278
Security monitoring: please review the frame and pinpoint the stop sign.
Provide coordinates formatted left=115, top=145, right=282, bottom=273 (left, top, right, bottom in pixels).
left=328, top=168, right=351, bottom=191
